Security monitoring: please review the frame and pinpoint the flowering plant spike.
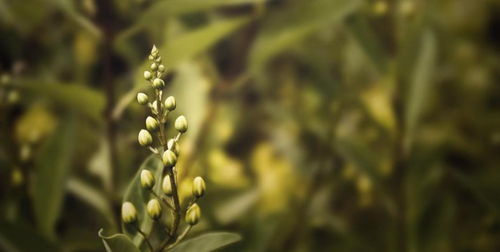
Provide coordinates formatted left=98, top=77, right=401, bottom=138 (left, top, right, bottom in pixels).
left=101, top=45, right=207, bottom=252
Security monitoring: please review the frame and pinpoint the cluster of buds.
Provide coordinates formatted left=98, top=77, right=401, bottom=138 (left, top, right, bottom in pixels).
left=121, top=45, right=207, bottom=251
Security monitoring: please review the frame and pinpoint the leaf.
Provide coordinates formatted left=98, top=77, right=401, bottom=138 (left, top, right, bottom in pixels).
left=67, top=178, right=117, bottom=228
left=0, top=221, right=59, bottom=252
left=249, top=0, right=361, bottom=73
left=346, top=14, right=388, bottom=73
left=404, top=30, right=437, bottom=150
left=170, top=232, right=242, bottom=252
left=215, top=189, right=259, bottom=225
left=122, top=155, right=163, bottom=246
left=51, top=0, right=101, bottom=38
left=32, top=114, right=75, bottom=239
left=116, top=0, right=261, bottom=44
left=19, top=81, right=105, bottom=123
left=113, top=17, right=251, bottom=120
left=98, top=229, right=140, bottom=252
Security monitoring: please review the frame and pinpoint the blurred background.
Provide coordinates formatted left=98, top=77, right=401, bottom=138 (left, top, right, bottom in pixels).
left=1, top=0, right=500, bottom=251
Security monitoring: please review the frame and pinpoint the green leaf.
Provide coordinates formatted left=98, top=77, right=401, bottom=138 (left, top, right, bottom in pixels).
left=19, top=81, right=105, bottom=123
left=51, top=0, right=101, bottom=38
left=170, top=232, right=242, bottom=252
left=122, top=155, right=163, bottom=246
left=98, top=229, right=140, bottom=252
left=404, top=30, right=437, bottom=150
left=215, top=189, right=259, bottom=225
left=346, top=14, right=388, bottom=73
left=249, top=0, right=361, bottom=73
left=67, top=177, right=117, bottom=228
left=0, top=221, right=59, bottom=252
left=32, top=115, right=76, bottom=239
left=116, top=0, right=261, bottom=44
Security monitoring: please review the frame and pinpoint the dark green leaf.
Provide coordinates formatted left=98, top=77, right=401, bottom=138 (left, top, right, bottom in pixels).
left=170, top=232, right=242, bottom=252
left=67, top=177, right=117, bottom=228
left=404, top=30, right=437, bottom=149
left=32, top=114, right=75, bottom=239
left=249, top=0, right=361, bottom=73
left=19, top=81, right=105, bottom=123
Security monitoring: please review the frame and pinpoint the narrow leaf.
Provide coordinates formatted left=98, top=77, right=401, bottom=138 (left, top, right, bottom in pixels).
left=249, top=0, right=361, bottom=73
left=33, top=115, right=75, bottom=239
left=404, top=30, right=437, bottom=150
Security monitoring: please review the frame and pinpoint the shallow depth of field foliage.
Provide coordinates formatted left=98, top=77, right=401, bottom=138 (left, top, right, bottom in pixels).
left=1, top=0, right=500, bottom=251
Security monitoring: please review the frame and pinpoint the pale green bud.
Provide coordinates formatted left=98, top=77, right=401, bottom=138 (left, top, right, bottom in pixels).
left=150, top=63, right=158, bottom=71
left=175, top=115, right=188, bottom=133
left=145, top=116, right=159, bottom=131
left=140, top=169, right=155, bottom=190
left=148, top=55, right=154, bottom=60
left=162, top=175, right=173, bottom=196
left=192, top=176, right=206, bottom=198
left=137, top=93, right=148, bottom=105
left=151, top=101, right=159, bottom=115
left=138, top=129, right=153, bottom=146
left=158, top=64, right=165, bottom=73
left=151, top=45, right=159, bottom=56
left=167, top=139, right=179, bottom=155
left=122, top=202, right=137, bottom=224
left=162, top=150, right=177, bottom=167
left=164, top=96, right=176, bottom=111
left=146, top=199, right=162, bottom=220
left=155, top=56, right=162, bottom=63
left=144, top=71, right=153, bottom=80
left=152, top=78, right=164, bottom=89
left=185, top=203, right=201, bottom=225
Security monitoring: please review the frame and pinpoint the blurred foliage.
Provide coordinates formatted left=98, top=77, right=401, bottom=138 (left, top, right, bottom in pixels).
left=1, top=0, right=500, bottom=251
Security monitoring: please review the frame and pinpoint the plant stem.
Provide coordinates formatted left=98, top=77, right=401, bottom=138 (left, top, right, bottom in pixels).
left=150, top=190, right=175, bottom=210
left=157, top=167, right=182, bottom=251
left=165, top=225, right=192, bottom=251
left=134, top=225, right=154, bottom=252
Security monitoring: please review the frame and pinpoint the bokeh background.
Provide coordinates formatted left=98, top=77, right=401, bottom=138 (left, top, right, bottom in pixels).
left=1, top=0, right=500, bottom=251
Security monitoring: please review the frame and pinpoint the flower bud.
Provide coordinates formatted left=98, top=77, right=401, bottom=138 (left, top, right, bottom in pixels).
left=151, top=45, right=159, bottom=56
left=185, top=203, right=201, bottom=225
left=162, top=150, right=177, bottom=167
left=152, top=78, right=164, bottom=89
left=175, top=115, right=188, bottom=133
left=192, top=176, right=206, bottom=198
left=137, top=93, right=148, bottom=105
left=122, top=202, right=137, bottom=224
left=151, top=101, right=159, bottom=115
left=138, top=129, right=153, bottom=146
left=149, top=55, right=154, bottom=60
left=150, top=63, right=158, bottom=71
left=144, top=71, right=153, bottom=80
left=167, top=139, right=179, bottom=155
left=155, top=56, right=162, bottom=63
left=158, top=64, right=165, bottom=73
left=162, top=175, right=173, bottom=196
left=145, top=116, right=159, bottom=131
left=146, top=199, right=162, bottom=220
left=164, top=96, right=176, bottom=111
left=140, top=169, right=155, bottom=190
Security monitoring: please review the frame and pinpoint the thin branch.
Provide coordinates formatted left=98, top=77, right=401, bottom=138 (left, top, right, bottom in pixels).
left=134, top=225, right=154, bottom=252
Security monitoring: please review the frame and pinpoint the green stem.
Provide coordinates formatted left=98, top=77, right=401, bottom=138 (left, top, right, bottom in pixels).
left=134, top=225, right=154, bottom=252
left=157, top=167, right=182, bottom=251
left=165, top=225, right=192, bottom=251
